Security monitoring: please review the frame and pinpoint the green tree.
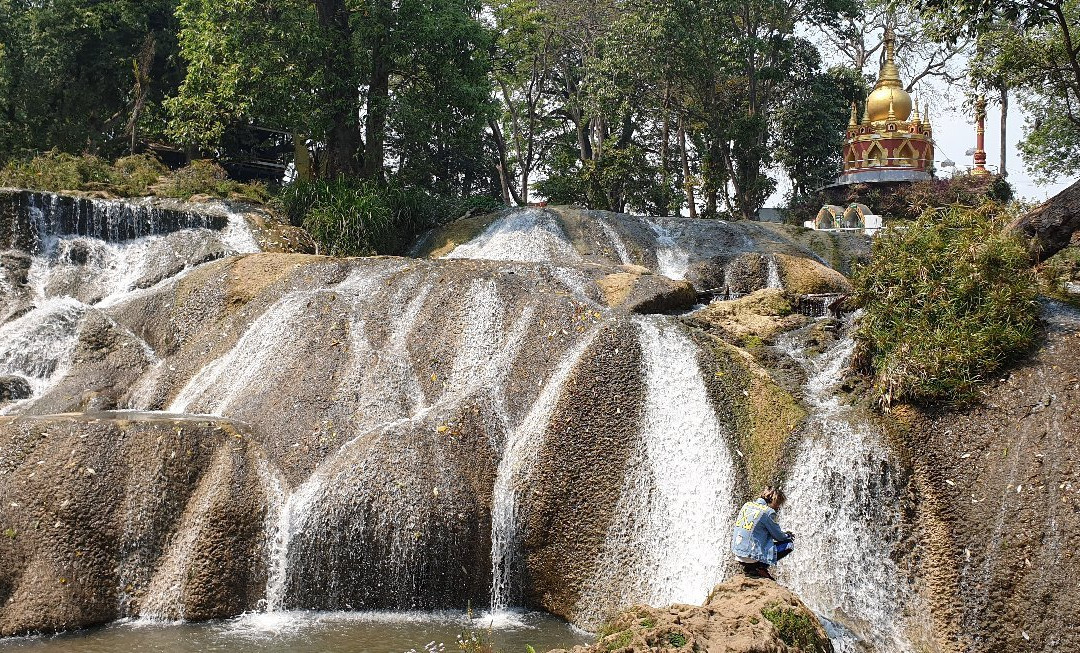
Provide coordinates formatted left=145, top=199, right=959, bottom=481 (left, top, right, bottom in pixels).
left=168, top=0, right=493, bottom=185
left=776, top=64, right=868, bottom=198
left=919, top=0, right=1080, bottom=181
left=0, top=0, right=181, bottom=157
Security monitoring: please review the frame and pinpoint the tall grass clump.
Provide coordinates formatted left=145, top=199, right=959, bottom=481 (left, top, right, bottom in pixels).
left=276, top=178, right=500, bottom=256
left=854, top=203, right=1039, bottom=408
left=0, top=150, right=113, bottom=191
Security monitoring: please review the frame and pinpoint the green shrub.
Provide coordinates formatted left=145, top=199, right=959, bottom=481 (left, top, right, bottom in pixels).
left=603, top=630, right=633, bottom=652
left=275, top=177, right=499, bottom=256
left=111, top=154, right=169, bottom=196
left=156, top=159, right=269, bottom=203
left=854, top=203, right=1039, bottom=407
left=0, top=150, right=113, bottom=191
left=666, top=631, right=687, bottom=648
left=761, top=604, right=829, bottom=653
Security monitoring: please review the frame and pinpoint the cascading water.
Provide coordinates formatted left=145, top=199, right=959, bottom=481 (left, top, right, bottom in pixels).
left=489, top=328, right=602, bottom=612
left=599, top=220, right=633, bottom=266
left=1, top=192, right=261, bottom=412
left=644, top=220, right=690, bottom=280
left=444, top=208, right=581, bottom=264
left=773, top=323, right=921, bottom=652
left=576, top=316, right=736, bottom=624
left=766, top=255, right=783, bottom=289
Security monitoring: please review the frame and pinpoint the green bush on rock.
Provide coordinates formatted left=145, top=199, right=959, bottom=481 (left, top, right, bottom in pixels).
left=854, top=203, right=1039, bottom=408
left=275, top=178, right=500, bottom=256
left=761, top=604, right=829, bottom=653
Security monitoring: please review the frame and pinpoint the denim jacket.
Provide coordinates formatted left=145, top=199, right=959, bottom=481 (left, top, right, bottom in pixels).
left=730, top=498, right=791, bottom=565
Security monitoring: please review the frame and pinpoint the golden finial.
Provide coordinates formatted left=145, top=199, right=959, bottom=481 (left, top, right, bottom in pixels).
left=888, top=91, right=896, bottom=121
left=923, top=102, right=932, bottom=129
left=911, top=97, right=922, bottom=124
left=849, top=103, right=858, bottom=127
left=861, top=101, right=870, bottom=124
left=880, top=27, right=902, bottom=89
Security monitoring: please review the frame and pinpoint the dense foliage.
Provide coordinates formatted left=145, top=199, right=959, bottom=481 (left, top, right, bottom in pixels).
left=0, top=151, right=267, bottom=201
left=854, top=203, right=1039, bottom=407
left=275, top=179, right=499, bottom=256
left=0, top=0, right=1073, bottom=227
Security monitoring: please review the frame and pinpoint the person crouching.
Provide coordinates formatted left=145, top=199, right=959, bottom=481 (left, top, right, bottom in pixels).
left=730, top=486, right=794, bottom=580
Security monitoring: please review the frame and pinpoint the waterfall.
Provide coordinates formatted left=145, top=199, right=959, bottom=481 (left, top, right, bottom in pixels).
left=444, top=209, right=581, bottom=264
left=0, top=193, right=261, bottom=413
left=599, top=220, right=633, bottom=265
left=766, top=255, right=783, bottom=289
left=644, top=220, right=690, bottom=281
left=774, top=328, right=920, bottom=652
left=0, top=297, right=88, bottom=413
left=489, top=328, right=602, bottom=612
left=576, top=317, right=736, bottom=624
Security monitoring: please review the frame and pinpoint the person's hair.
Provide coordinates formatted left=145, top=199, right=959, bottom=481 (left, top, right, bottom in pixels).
left=761, top=486, right=786, bottom=508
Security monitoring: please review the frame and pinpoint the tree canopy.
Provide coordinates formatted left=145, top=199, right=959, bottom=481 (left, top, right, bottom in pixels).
left=0, top=0, right=1074, bottom=215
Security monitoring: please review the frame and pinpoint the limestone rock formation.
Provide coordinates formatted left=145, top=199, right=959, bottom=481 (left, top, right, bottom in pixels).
left=548, top=576, right=833, bottom=653
left=0, top=414, right=267, bottom=635
left=893, top=301, right=1080, bottom=653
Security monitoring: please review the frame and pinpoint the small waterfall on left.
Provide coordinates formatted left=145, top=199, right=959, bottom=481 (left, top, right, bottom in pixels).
left=0, top=191, right=260, bottom=415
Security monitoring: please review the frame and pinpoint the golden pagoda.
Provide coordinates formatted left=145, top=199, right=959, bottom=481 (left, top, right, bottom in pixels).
left=838, top=27, right=934, bottom=184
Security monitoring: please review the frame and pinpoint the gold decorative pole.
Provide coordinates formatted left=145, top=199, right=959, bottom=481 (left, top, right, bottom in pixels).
left=973, top=95, right=990, bottom=176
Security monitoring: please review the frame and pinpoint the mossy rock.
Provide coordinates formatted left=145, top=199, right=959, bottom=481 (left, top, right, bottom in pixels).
left=410, top=211, right=500, bottom=258
left=775, top=253, right=852, bottom=295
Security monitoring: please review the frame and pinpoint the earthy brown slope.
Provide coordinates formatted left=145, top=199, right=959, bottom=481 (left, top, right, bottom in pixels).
left=896, top=301, right=1080, bottom=653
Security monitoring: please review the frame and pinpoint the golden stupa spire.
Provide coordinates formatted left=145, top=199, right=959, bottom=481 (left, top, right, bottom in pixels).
left=861, top=101, right=870, bottom=124
left=879, top=27, right=903, bottom=90
left=849, top=103, right=858, bottom=127
left=911, top=96, right=922, bottom=124
left=866, top=25, right=913, bottom=122
left=888, top=91, right=896, bottom=121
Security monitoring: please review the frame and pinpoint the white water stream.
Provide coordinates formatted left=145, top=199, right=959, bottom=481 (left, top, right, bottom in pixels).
left=644, top=220, right=690, bottom=281
left=443, top=209, right=581, bottom=264
left=576, top=317, right=736, bottom=624
left=774, top=325, right=921, bottom=652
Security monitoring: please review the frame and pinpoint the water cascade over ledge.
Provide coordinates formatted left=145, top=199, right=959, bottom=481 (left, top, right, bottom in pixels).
left=2, top=198, right=951, bottom=651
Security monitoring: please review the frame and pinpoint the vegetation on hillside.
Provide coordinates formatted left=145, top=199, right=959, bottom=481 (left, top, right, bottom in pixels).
left=853, top=203, right=1039, bottom=408
left=0, top=151, right=268, bottom=202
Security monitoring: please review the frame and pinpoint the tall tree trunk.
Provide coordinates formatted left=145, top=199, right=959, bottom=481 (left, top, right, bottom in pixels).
left=679, top=118, right=697, bottom=219
left=314, top=0, right=363, bottom=177
left=1008, top=179, right=1080, bottom=263
left=999, top=83, right=1008, bottom=177
left=362, top=3, right=391, bottom=181
left=488, top=119, right=523, bottom=206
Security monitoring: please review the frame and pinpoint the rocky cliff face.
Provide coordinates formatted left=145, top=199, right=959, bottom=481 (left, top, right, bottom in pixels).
left=0, top=196, right=845, bottom=637
left=3, top=194, right=1075, bottom=653
left=893, top=301, right=1080, bottom=653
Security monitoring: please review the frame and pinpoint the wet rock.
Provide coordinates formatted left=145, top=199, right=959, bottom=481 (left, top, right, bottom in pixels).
left=897, top=301, right=1080, bottom=652
left=0, top=414, right=268, bottom=636
left=549, top=576, right=832, bottom=653
left=0, top=375, right=31, bottom=401
left=723, top=253, right=769, bottom=295
left=596, top=270, right=697, bottom=314
left=0, top=250, right=31, bottom=287
left=686, top=289, right=807, bottom=344
left=773, top=254, right=852, bottom=295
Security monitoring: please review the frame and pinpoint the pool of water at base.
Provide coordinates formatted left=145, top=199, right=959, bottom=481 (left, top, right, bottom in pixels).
left=0, top=610, right=591, bottom=653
